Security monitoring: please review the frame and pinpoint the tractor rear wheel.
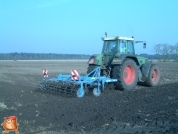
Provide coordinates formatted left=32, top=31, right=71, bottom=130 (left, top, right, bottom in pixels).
left=145, top=64, right=160, bottom=86
left=112, top=58, right=138, bottom=90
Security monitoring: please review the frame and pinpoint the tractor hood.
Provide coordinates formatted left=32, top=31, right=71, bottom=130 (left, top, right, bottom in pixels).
left=88, top=54, right=103, bottom=66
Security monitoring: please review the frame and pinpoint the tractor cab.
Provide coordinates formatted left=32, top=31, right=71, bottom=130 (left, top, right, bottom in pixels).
left=101, top=36, right=135, bottom=55
left=101, top=36, right=136, bottom=66
left=87, top=35, right=147, bottom=67
left=100, top=36, right=147, bottom=66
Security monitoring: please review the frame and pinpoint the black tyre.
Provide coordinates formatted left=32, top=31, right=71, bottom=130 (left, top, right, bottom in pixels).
left=145, top=64, right=160, bottom=87
left=112, top=58, right=138, bottom=90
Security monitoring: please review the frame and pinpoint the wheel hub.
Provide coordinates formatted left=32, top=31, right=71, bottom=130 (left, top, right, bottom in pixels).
left=152, top=69, right=158, bottom=82
left=124, top=72, right=128, bottom=77
left=123, top=65, right=136, bottom=85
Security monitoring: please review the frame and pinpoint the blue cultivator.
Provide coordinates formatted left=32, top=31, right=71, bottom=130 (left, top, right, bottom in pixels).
left=39, top=67, right=117, bottom=98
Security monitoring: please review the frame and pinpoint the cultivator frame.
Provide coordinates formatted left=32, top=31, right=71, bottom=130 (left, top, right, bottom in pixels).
left=39, top=67, right=117, bottom=98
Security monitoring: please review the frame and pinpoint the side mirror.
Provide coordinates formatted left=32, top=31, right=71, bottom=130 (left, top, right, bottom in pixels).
left=143, top=43, right=146, bottom=48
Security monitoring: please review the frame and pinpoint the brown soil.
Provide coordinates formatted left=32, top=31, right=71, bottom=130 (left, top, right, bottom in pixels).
left=0, top=61, right=178, bottom=134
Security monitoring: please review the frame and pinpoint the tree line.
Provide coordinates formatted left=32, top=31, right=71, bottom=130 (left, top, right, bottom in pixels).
left=0, top=53, right=91, bottom=60
left=153, top=43, right=178, bottom=62
left=0, top=43, right=178, bottom=61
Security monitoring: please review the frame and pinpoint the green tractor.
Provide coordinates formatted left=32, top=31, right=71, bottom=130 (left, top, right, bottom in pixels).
left=87, top=33, right=161, bottom=90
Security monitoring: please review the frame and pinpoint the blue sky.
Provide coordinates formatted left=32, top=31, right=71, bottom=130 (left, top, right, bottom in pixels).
left=0, top=0, right=178, bottom=54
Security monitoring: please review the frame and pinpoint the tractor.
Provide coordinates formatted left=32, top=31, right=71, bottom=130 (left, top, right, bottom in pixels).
left=87, top=32, right=160, bottom=90
left=39, top=33, right=161, bottom=97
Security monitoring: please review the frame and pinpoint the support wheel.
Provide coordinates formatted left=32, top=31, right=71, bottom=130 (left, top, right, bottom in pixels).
left=112, top=58, right=138, bottom=90
left=93, top=88, right=101, bottom=97
left=77, top=87, right=85, bottom=98
left=145, top=64, right=160, bottom=86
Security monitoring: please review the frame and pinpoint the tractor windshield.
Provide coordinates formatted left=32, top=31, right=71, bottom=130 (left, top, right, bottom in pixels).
left=102, top=40, right=118, bottom=54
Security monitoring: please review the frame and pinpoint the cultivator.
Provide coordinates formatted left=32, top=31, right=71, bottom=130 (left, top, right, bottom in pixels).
left=39, top=67, right=117, bottom=98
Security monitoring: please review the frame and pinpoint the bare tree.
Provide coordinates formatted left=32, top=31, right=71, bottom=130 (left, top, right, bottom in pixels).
left=168, top=45, right=175, bottom=61
left=161, top=44, right=170, bottom=62
left=153, top=44, right=161, bottom=61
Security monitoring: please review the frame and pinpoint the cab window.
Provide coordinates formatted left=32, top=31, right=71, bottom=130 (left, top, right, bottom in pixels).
left=127, top=41, right=135, bottom=54
left=119, top=40, right=126, bottom=53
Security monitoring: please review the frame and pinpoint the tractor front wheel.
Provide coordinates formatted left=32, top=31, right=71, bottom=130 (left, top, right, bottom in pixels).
left=112, top=59, right=138, bottom=90
left=145, top=64, right=160, bottom=87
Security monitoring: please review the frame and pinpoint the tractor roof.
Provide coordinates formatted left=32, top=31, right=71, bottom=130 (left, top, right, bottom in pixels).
left=103, top=36, right=134, bottom=41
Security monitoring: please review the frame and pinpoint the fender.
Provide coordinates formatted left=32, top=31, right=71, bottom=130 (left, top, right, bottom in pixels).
left=112, top=54, right=140, bottom=66
left=141, top=61, right=153, bottom=77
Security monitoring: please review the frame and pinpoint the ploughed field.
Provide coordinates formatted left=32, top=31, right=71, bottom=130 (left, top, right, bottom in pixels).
left=0, top=60, right=178, bottom=134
